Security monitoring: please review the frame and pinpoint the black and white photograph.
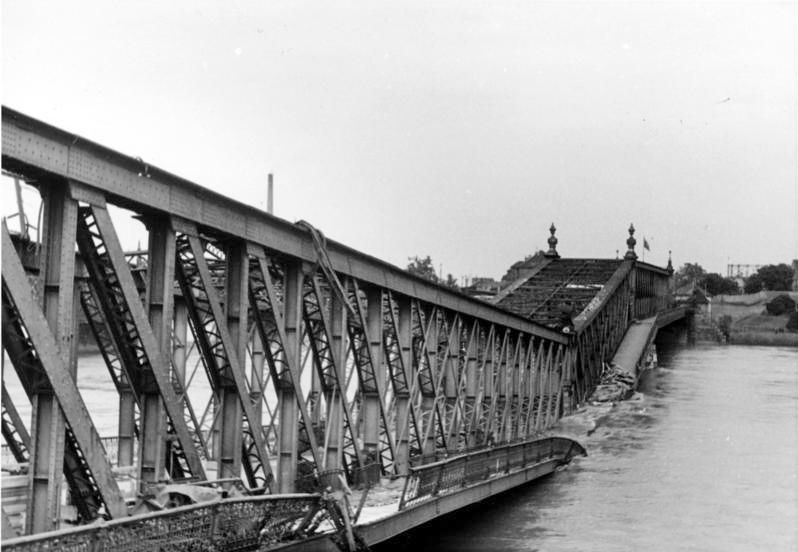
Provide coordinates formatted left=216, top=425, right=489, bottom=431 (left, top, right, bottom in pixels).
left=1, top=1, right=796, bottom=550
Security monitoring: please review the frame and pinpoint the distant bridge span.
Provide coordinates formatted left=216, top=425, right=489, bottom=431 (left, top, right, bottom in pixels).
left=1, top=107, right=685, bottom=549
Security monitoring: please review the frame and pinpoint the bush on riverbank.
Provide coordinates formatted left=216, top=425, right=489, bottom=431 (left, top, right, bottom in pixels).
left=766, top=294, right=796, bottom=316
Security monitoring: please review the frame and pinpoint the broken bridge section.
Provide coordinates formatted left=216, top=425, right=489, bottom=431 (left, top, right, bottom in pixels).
left=1, top=107, right=681, bottom=549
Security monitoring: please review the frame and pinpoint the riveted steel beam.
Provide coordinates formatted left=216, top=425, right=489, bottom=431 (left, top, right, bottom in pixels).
left=2, top=225, right=127, bottom=522
left=27, top=183, right=76, bottom=533
left=1, top=107, right=565, bottom=346
left=75, top=203, right=205, bottom=481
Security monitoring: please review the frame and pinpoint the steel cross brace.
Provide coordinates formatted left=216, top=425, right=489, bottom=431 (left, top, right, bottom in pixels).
left=301, top=272, right=364, bottom=478
left=346, top=279, right=396, bottom=473
left=1, top=225, right=127, bottom=519
left=410, top=302, right=449, bottom=454
left=248, top=250, right=322, bottom=474
left=75, top=204, right=206, bottom=481
left=383, top=293, right=423, bottom=460
left=173, top=226, right=274, bottom=490
left=420, top=310, right=462, bottom=449
left=444, top=319, right=479, bottom=449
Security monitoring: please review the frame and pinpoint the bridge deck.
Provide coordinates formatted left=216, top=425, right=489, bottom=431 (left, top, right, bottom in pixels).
left=612, top=316, right=659, bottom=374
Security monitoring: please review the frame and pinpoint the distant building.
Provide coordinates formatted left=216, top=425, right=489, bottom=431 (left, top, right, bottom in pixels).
left=500, top=250, right=547, bottom=284
left=461, top=277, right=502, bottom=300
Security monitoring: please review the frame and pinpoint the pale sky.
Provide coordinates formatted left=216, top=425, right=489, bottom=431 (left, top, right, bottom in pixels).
left=2, top=1, right=796, bottom=281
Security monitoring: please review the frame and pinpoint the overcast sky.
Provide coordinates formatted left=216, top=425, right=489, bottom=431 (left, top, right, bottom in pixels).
left=2, top=1, right=796, bottom=281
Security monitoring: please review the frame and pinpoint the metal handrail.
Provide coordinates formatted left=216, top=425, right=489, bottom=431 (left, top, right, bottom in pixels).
left=3, top=493, right=325, bottom=551
left=398, top=436, right=585, bottom=510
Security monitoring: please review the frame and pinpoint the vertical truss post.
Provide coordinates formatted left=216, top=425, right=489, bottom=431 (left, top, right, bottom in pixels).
left=518, top=338, right=533, bottom=439
left=324, top=292, right=346, bottom=485
left=464, top=324, right=479, bottom=448
left=117, top=385, right=137, bottom=468
left=27, top=183, right=77, bottom=533
left=173, top=297, right=189, bottom=392
left=278, top=261, right=302, bottom=492
left=250, top=329, right=265, bottom=423
left=139, top=218, right=173, bottom=483
left=421, top=308, right=438, bottom=457
left=476, top=326, right=494, bottom=446
left=219, top=242, right=247, bottom=481
left=363, top=287, right=383, bottom=469
left=443, top=317, right=459, bottom=452
left=510, top=337, right=523, bottom=440
left=394, top=296, right=412, bottom=474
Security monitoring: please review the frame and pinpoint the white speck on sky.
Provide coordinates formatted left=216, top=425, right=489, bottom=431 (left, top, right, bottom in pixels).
left=2, top=1, right=796, bottom=280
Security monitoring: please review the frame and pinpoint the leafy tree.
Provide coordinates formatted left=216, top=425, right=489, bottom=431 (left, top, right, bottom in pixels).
left=744, top=264, right=794, bottom=293
left=675, top=262, right=707, bottom=289
left=406, top=256, right=459, bottom=289
left=701, top=273, right=739, bottom=296
left=765, top=294, right=796, bottom=316
left=443, top=273, right=459, bottom=288
left=407, top=255, right=439, bottom=283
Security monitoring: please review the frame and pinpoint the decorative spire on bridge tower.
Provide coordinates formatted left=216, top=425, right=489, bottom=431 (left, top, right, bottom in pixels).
left=544, top=223, right=560, bottom=258
left=667, top=250, right=674, bottom=275
left=624, top=223, right=638, bottom=260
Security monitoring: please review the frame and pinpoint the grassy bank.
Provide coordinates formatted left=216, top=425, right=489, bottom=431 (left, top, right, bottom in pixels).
left=728, top=331, right=798, bottom=347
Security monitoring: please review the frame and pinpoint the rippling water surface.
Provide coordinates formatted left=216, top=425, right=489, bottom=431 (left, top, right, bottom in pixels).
left=380, top=344, right=798, bottom=551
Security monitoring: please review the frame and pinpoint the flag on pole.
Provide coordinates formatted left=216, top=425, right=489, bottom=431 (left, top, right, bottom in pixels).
left=643, top=237, right=650, bottom=251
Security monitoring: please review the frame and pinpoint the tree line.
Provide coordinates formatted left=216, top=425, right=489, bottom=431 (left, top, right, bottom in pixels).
left=676, top=262, right=794, bottom=295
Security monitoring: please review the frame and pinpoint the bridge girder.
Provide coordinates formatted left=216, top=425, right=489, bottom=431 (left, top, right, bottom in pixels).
left=1, top=107, right=675, bottom=540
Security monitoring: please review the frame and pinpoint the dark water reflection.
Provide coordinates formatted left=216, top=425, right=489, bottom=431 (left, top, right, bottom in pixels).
left=378, top=344, right=798, bottom=551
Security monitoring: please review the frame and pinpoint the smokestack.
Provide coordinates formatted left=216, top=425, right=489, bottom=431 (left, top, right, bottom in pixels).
left=267, top=173, right=274, bottom=215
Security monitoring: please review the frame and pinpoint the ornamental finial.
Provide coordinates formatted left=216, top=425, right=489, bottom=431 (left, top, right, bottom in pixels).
left=667, top=250, right=674, bottom=274
left=624, top=223, right=637, bottom=260
left=544, top=223, right=560, bottom=258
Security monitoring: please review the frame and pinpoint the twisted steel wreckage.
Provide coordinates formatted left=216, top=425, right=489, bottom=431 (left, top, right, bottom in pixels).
left=0, top=107, right=683, bottom=550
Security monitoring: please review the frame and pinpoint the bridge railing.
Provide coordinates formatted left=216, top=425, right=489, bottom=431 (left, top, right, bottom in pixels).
left=570, top=261, right=634, bottom=404
left=2, top=494, right=325, bottom=552
left=633, top=262, right=672, bottom=320
left=398, top=436, right=585, bottom=510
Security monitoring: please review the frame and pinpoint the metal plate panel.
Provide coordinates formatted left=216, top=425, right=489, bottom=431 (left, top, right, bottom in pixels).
left=2, top=122, right=69, bottom=174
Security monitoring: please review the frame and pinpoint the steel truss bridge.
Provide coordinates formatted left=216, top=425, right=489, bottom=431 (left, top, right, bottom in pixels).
left=0, top=107, right=685, bottom=550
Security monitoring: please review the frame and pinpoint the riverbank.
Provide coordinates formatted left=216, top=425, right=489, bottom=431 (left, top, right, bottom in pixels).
left=696, top=291, right=797, bottom=346
left=727, top=331, right=798, bottom=347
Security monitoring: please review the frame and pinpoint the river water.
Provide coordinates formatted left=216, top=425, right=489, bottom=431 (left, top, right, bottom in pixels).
left=4, top=344, right=796, bottom=549
left=379, top=344, right=798, bottom=551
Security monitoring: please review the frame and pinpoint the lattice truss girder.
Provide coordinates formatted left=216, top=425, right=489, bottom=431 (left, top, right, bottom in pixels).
left=498, top=258, right=623, bottom=327
left=75, top=203, right=205, bottom=482
left=2, top=224, right=127, bottom=524
left=2, top=197, right=642, bottom=512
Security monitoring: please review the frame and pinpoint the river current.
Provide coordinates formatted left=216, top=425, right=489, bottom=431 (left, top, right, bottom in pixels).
left=379, top=344, right=798, bottom=551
